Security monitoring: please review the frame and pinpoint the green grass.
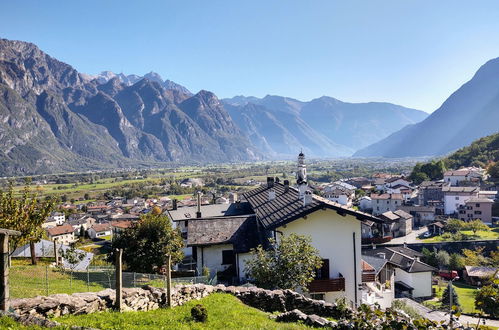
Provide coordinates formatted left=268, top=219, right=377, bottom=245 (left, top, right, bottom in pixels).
left=10, top=259, right=105, bottom=298
left=421, top=228, right=499, bottom=242
left=55, top=293, right=309, bottom=329
left=429, top=282, right=479, bottom=314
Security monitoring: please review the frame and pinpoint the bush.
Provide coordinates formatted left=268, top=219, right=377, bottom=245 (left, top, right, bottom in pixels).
left=191, top=304, right=208, bottom=322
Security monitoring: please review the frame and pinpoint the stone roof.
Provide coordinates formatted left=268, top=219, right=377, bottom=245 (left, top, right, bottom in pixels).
left=362, top=255, right=389, bottom=275
left=371, top=193, right=403, bottom=200
left=186, top=215, right=260, bottom=253
left=167, top=202, right=253, bottom=221
left=111, top=221, right=133, bottom=229
left=465, top=266, right=498, bottom=278
left=90, top=223, right=111, bottom=232
left=465, top=197, right=494, bottom=203
left=442, top=186, right=479, bottom=193
left=363, top=246, right=435, bottom=273
left=393, top=209, right=412, bottom=219
left=242, top=182, right=381, bottom=230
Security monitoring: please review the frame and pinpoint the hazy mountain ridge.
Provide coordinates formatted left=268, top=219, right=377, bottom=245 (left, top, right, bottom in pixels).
left=355, top=57, right=499, bottom=158
left=222, top=95, right=428, bottom=157
left=0, top=38, right=260, bottom=175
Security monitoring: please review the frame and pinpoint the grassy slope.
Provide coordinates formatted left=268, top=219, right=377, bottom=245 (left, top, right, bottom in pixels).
left=429, top=282, right=479, bottom=314
left=421, top=228, right=499, bottom=242
left=0, top=293, right=311, bottom=329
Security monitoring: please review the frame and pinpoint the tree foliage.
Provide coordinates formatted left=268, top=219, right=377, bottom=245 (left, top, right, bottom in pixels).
left=462, top=247, right=490, bottom=267
left=475, top=278, right=499, bottom=317
left=245, top=233, right=323, bottom=291
left=465, top=219, right=490, bottom=235
left=112, top=213, right=183, bottom=273
left=445, top=219, right=466, bottom=233
left=0, top=182, right=55, bottom=264
left=448, top=253, right=465, bottom=271
left=409, top=160, right=446, bottom=184
left=441, top=284, right=460, bottom=309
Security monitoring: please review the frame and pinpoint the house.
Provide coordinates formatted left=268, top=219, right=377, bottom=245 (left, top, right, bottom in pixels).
left=346, top=177, right=371, bottom=189
left=442, top=186, right=479, bottom=215
left=111, top=220, right=133, bottom=236
left=322, top=181, right=356, bottom=206
left=417, top=181, right=447, bottom=207
left=457, top=198, right=494, bottom=223
left=359, top=196, right=372, bottom=212
left=379, top=210, right=413, bottom=238
left=385, top=177, right=412, bottom=190
left=427, top=221, right=445, bottom=236
left=363, top=246, right=436, bottom=298
left=46, top=224, right=76, bottom=245
left=398, top=205, right=436, bottom=227
left=184, top=152, right=382, bottom=307
left=361, top=255, right=396, bottom=309
left=87, top=223, right=112, bottom=239
left=180, top=178, right=204, bottom=188
left=68, top=216, right=96, bottom=235
left=42, top=212, right=66, bottom=229
left=371, top=193, right=404, bottom=216
left=444, top=167, right=485, bottom=186
left=463, top=266, right=498, bottom=286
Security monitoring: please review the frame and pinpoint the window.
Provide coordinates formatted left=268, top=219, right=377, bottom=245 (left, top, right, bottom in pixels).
left=310, top=293, right=325, bottom=300
left=315, top=259, right=330, bottom=280
left=475, top=203, right=480, bottom=207
left=474, top=211, right=482, bottom=215
left=455, top=197, right=459, bottom=200
left=222, top=250, right=235, bottom=265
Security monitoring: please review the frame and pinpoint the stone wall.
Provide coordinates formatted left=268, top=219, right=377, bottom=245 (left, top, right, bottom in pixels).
left=10, top=284, right=350, bottom=326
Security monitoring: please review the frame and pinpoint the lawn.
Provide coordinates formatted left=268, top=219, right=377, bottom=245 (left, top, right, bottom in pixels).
left=10, top=259, right=105, bottom=299
left=428, top=281, right=479, bottom=314
left=421, top=228, right=499, bottom=242
left=0, top=293, right=311, bottom=329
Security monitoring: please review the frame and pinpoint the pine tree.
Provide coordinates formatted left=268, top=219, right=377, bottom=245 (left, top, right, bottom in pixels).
left=441, top=284, right=460, bottom=308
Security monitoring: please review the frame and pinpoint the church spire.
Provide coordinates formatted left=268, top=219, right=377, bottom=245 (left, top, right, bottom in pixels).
left=296, top=150, right=307, bottom=185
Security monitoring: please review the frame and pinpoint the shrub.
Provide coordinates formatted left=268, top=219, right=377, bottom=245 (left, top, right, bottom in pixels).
left=191, top=304, right=208, bottom=322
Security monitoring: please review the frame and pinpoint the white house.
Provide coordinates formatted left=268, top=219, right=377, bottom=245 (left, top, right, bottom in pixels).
left=323, top=181, right=356, bottom=206
left=46, top=224, right=76, bottom=245
left=87, top=223, right=112, bottom=239
left=444, top=167, right=485, bottom=186
left=442, top=186, right=479, bottom=215
left=42, top=212, right=66, bottom=229
left=363, top=246, right=436, bottom=298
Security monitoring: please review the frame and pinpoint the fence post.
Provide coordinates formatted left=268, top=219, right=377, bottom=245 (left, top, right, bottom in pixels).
left=53, top=240, right=59, bottom=266
left=87, top=268, right=90, bottom=292
left=133, top=272, right=136, bottom=288
left=45, top=265, right=49, bottom=296
left=166, top=255, right=172, bottom=307
left=0, top=229, right=21, bottom=312
left=115, top=249, right=123, bottom=311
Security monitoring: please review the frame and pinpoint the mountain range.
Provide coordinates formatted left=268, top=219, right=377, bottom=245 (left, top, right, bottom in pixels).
left=2, top=37, right=496, bottom=175
left=355, top=57, right=499, bottom=157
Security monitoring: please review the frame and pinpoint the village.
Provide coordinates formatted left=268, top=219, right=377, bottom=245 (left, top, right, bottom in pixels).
left=11, top=150, right=494, bottom=327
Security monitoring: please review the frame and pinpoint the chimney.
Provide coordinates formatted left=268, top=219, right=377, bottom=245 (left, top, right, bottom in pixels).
left=268, top=188, right=276, bottom=201
left=229, top=192, right=238, bottom=204
left=284, top=180, right=290, bottom=193
left=172, top=199, right=178, bottom=210
left=267, top=177, right=274, bottom=188
left=275, top=177, right=280, bottom=183
left=376, top=252, right=386, bottom=259
left=235, top=200, right=241, bottom=209
left=298, top=184, right=307, bottom=199
left=196, top=191, right=202, bottom=218
left=303, top=190, right=312, bottom=206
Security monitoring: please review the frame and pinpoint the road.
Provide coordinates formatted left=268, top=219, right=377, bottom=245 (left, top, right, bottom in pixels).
left=385, top=226, right=427, bottom=245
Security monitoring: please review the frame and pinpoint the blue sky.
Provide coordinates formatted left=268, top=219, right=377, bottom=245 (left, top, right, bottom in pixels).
left=1, top=1, right=499, bottom=112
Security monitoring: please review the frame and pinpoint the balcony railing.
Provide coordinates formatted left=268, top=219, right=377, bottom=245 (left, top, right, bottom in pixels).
left=308, top=277, right=345, bottom=292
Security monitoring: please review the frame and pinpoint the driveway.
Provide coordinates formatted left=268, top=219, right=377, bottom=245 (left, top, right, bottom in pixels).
left=384, top=226, right=427, bottom=245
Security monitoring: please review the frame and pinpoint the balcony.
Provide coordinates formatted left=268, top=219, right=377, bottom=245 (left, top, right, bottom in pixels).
left=308, top=277, right=345, bottom=292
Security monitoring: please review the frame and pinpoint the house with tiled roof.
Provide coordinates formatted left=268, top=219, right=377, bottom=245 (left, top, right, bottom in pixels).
left=371, top=193, right=404, bottom=216
left=361, top=254, right=396, bottom=309
left=46, top=224, right=76, bottom=245
left=379, top=210, right=413, bottom=238
left=442, top=186, right=480, bottom=215
left=363, top=246, right=436, bottom=298
left=87, top=223, right=112, bottom=239
left=184, top=152, right=382, bottom=307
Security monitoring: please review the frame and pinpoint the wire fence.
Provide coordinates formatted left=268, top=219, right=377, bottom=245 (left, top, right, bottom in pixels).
left=10, top=263, right=215, bottom=299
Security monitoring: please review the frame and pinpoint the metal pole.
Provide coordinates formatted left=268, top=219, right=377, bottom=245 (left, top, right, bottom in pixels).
left=166, top=255, right=172, bottom=307
left=115, top=249, right=123, bottom=311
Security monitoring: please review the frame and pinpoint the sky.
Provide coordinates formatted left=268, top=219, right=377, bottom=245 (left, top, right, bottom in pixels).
left=1, top=1, right=499, bottom=112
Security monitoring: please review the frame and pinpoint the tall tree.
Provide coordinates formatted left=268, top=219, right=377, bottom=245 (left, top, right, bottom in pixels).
left=441, top=284, right=460, bottom=309
left=0, top=182, right=55, bottom=265
left=245, top=233, right=323, bottom=291
left=112, top=213, right=183, bottom=273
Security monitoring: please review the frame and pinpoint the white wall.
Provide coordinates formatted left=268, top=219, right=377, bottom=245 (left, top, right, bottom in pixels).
left=444, top=194, right=472, bottom=214
left=395, top=268, right=432, bottom=298
left=278, top=209, right=362, bottom=306
left=196, top=244, right=233, bottom=278
left=236, top=252, right=254, bottom=282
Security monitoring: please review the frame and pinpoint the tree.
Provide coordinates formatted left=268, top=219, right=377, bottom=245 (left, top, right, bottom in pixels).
left=462, top=247, right=490, bottom=266
left=487, top=161, right=499, bottom=180
left=112, top=213, right=183, bottom=273
left=441, top=284, right=460, bottom=309
left=59, top=244, right=85, bottom=288
left=421, top=248, right=438, bottom=268
left=448, top=253, right=465, bottom=271
left=445, top=219, right=465, bottom=233
left=464, top=219, right=490, bottom=235
left=436, top=250, right=450, bottom=269
left=245, top=233, right=323, bottom=291
left=475, top=278, right=499, bottom=317
left=0, top=182, right=55, bottom=265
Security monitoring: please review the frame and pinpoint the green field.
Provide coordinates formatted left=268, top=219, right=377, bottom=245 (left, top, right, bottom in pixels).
left=421, top=228, right=499, bottom=242
left=1, top=293, right=310, bottom=329
left=427, top=282, right=479, bottom=314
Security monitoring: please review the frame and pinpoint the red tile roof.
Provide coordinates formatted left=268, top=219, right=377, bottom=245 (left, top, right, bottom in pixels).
left=47, top=224, right=74, bottom=236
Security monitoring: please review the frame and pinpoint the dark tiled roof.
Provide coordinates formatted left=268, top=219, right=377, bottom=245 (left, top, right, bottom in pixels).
left=362, top=255, right=388, bottom=275
left=363, top=247, right=435, bottom=273
left=242, top=182, right=381, bottom=230
left=186, top=215, right=260, bottom=253
left=167, top=202, right=253, bottom=221
left=393, top=210, right=412, bottom=219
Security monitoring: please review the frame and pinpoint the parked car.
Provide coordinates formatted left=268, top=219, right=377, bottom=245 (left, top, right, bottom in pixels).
left=420, top=231, right=432, bottom=239
left=439, top=270, right=459, bottom=280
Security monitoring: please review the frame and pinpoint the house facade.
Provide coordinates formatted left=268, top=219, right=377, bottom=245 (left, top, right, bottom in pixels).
left=457, top=198, right=494, bottom=223
left=371, top=193, right=403, bottom=216
left=46, top=224, right=76, bottom=245
left=442, top=186, right=479, bottom=215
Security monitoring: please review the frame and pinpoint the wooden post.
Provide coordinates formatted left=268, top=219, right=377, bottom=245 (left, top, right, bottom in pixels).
left=115, top=248, right=123, bottom=311
left=166, top=255, right=172, bottom=307
left=0, top=229, right=21, bottom=312
left=53, top=240, right=59, bottom=266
